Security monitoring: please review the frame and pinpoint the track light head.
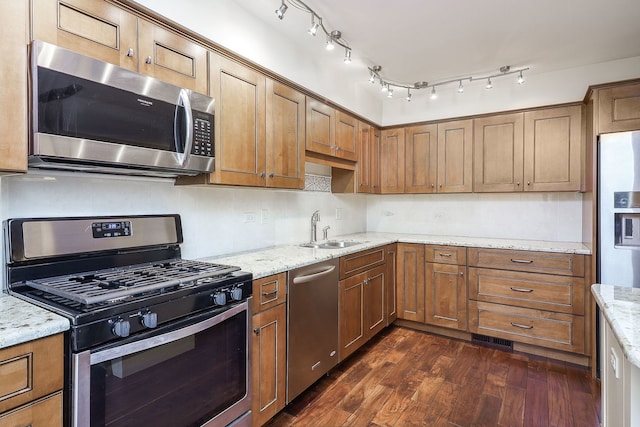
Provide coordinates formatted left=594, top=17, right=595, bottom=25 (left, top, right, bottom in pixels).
left=387, top=87, right=394, bottom=98
left=406, top=89, right=412, bottom=102
left=485, top=77, right=493, bottom=89
left=308, top=15, right=319, bottom=36
left=517, top=71, right=525, bottom=84
left=457, top=80, right=464, bottom=93
left=430, top=86, right=438, bottom=100
left=344, top=49, right=352, bottom=63
left=275, top=1, right=288, bottom=19
left=325, top=35, right=335, bottom=51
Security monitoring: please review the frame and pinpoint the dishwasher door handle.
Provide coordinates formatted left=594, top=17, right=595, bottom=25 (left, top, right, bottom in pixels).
left=292, top=265, right=336, bottom=284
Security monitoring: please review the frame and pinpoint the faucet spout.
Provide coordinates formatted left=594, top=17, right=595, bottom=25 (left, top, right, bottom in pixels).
left=310, top=210, right=320, bottom=243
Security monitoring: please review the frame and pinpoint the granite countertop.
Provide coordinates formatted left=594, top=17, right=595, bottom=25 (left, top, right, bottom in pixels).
left=592, top=284, right=640, bottom=369
left=0, top=293, right=70, bottom=350
left=201, top=231, right=591, bottom=280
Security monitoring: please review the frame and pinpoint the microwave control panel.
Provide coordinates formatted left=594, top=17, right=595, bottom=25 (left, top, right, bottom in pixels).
left=192, top=113, right=214, bottom=157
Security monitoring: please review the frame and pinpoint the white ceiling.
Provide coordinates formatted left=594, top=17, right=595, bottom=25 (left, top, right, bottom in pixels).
left=236, top=0, right=640, bottom=88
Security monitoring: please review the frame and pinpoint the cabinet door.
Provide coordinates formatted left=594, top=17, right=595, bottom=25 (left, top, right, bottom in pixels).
left=598, top=82, right=640, bottom=133
left=32, top=0, right=138, bottom=71
left=385, top=244, right=398, bottom=325
left=380, top=128, right=406, bottom=193
left=0, top=392, right=62, bottom=427
left=437, top=119, right=473, bottom=193
left=265, top=80, right=305, bottom=189
left=335, top=111, right=358, bottom=161
left=137, top=20, right=208, bottom=94
left=251, top=303, right=286, bottom=427
left=209, top=53, right=266, bottom=186
left=339, top=272, right=366, bottom=361
left=396, top=243, right=425, bottom=322
left=0, top=0, right=28, bottom=172
left=405, top=124, right=438, bottom=193
left=370, top=127, right=381, bottom=193
left=364, top=266, right=386, bottom=340
left=473, top=113, right=524, bottom=192
left=425, top=263, right=468, bottom=331
left=305, top=98, right=334, bottom=156
left=523, top=105, right=582, bottom=191
left=357, top=122, right=373, bottom=192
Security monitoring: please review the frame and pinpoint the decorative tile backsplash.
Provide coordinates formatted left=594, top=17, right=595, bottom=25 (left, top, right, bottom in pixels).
left=304, top=174, right=332, bottom=192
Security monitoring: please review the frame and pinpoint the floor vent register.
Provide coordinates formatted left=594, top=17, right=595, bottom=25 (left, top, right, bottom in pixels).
left=471, top=333, right=514, bottom=352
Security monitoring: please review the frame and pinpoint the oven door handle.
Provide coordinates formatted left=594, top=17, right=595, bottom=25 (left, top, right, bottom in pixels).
left=90, top=301, right=247, bottom=365
left=175, top=88, right=194, bottom=167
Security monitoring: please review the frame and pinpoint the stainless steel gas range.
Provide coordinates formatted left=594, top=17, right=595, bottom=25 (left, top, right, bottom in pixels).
left=5, top=215, right=252, bottom=427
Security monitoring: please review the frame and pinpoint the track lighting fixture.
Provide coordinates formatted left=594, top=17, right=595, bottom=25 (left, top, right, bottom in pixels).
left=430, top=86, right=438, bottom=100
left=387, top=87, right=393, bottom=98
left=369, top=71, right=376, bottom=83
left=517, top=71, right=525, bottom=84
left=325, top=35, right=334, bottom=50
left=308, top=15, right=319, bottom=36
left=275, top=1, right=288, bottom=19
left=457, top=80, right=464, bottom=93
left=485, top=77, right=493, bottom=89
left=344, top=48, right=352, bottom=63
left=406, top=88, right=412, bottom=102
left=381, top=82, right=388, bottom=92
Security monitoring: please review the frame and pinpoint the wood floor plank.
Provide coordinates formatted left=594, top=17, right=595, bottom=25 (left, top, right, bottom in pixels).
left=265, top=326, right=600, bottom=427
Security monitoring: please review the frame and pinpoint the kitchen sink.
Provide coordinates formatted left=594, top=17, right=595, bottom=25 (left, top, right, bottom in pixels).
left=299, top=240, right=364, bottom=249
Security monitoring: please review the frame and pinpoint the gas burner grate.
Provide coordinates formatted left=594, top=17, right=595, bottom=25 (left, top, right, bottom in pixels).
left=25, top=259, right=239, bottom=305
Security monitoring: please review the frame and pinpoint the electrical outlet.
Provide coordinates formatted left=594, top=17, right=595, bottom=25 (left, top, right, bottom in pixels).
left=261, top=209, right=269, bottom=224
left=610, top=347, right=620, bottom=379
left=335, top=208, right=343, bottom=220
left=243, top=212, right=257, bottom=223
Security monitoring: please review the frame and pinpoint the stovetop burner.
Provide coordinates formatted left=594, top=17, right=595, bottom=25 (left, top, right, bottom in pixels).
left=25, top=259, right=240, bottom=305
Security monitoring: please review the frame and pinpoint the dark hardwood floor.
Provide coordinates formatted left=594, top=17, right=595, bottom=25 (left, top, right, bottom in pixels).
left=266, top=326, right=601, bottom=427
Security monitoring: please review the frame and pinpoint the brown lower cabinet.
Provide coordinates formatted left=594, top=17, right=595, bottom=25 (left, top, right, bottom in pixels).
left=0, top=334, right=63, bottom=426
left=425, top=245, right=468, bottom=331
left=396, top=243, right=425, bottom=322
left=251, top=273, right=287, bottom=427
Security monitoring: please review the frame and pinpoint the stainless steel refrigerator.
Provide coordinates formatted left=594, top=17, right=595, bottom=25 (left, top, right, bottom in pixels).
left=598, top=130, right=640, bottom=287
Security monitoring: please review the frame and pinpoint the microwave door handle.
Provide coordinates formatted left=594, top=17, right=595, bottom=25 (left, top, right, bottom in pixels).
left=176, top=88, right=194, bottom=167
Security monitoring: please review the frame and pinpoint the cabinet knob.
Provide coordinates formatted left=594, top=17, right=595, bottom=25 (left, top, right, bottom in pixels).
left=431, top=184, right=435, bottom=188
left=439, top=184, right=443, bottom=188
left=516, top=182, right=520, bottom=186
left=269, top=173, right=274, bottom=178
left=126, top=48, right=134, bottom=57
left=145, top=55, right=152, bottom=64
left=459, top=272, right=464, bottom=276
left=260, top=172, right=266, bottom=178
left=527, top=181, right=531, bottom=186
left=253, top=328, right=260, bottom=335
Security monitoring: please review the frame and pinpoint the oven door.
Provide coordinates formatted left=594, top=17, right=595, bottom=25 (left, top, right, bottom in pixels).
left=72, top=301, right=251, bottom=427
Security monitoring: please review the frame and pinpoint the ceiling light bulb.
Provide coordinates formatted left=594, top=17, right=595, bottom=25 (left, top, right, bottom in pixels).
left=485, top=78, right=493, bottom=89
left=325, top=36, right=335, bottom=51
left=387, top=88, right=394, bottom=98
left=369, top=72, right=376, bottom=84
left=517, top=71, right=525, bottom=84
left=430, top=86, right=438, bottom=100
left=457, top=80, right=464, bottom=93
left=406, top=89, right=412, bottom=102
left=344, top=49, right=352, bottom=64
left=381, top=82, right=388, bottom=92
left=308, top=16, right=319, bottom=36
left=275, top=1, right=288, bottom=19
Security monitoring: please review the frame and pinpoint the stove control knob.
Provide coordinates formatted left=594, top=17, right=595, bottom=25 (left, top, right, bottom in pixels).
left=213, top=292, right=227, bottom=306
left=230, top=287, right=243, bottom=301
left=140, top=311, right=158, bottom=329
left=112, top=318, right=131, bottom=338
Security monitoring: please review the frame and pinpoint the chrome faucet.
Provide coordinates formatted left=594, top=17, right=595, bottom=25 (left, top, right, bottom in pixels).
left=310, top=210, right=320, bottom=243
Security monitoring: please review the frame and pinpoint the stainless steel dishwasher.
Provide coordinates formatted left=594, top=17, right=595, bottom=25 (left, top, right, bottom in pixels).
left=287, top=258, right=339, bottom=403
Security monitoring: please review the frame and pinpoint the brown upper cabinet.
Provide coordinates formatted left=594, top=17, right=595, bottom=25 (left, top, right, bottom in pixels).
left=356, top=122, right=380, bottom=193
left=380, top=128, right=406, bottom=193
left=474, top=105, right=583, bottom=192
left=405, top=124, right=438, bottom=193
left=0, top=0, right=28, bottom=173
left=437, top=119, right=473, bottom=193
left=597, top=82, right=640, bottom=134
left=305, top=99, right=357, bottom=161
left=180, top=55, right=304, bottom=189
left=32, top=0, right=207, bottom=93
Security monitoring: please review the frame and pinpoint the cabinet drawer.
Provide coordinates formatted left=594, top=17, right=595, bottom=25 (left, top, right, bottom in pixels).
left=252, top=273, right=287, bottom=314
left=425, top=245, right=466, bottom=265
left=339, top=246, right=386, bottom=279
left=469, top=301, right=585, bottom=354
left=468, top=248, right=584, bottom=277
left=0, top=334, right=63, bottom=414
left=0, top=392, right=62, bottom=427
left=468, top=268, right=585, bottom=315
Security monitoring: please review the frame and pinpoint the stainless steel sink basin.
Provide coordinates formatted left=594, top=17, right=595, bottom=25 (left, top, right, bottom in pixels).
left=299, top=240, right=364, bottom=249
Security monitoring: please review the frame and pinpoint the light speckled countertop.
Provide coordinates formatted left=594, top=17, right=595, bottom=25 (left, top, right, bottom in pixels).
left=0, top=293, right=70, bottom=350
left=592, top=284, right=640, bottom=369
left=201, top=232, right=591, bottom=280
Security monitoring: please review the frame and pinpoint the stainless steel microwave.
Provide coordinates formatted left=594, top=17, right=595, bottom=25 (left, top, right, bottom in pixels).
left=29, top=41, right=215, bottom=177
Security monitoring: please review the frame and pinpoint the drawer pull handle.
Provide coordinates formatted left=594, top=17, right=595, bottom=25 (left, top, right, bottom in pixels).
left=510, top=258, right=533, bottom=264
left=510, top=287, right=534, bottom=293
left=261, top=290, right=278, bottom=297
left=511, top=322, right=534, bottom=329
left=439, top=253, right=452, bottom=257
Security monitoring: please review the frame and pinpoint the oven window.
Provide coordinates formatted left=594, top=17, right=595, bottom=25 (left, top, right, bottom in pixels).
left=89, top=311, right=247, bottom=427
